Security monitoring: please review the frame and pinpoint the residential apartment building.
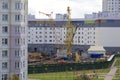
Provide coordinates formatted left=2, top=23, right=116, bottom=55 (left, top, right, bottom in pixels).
left=85, top=0, right=120, bottom=19
left=0, top=0, right=28, bottom=80
left=102, top=0, right=120, bottom=13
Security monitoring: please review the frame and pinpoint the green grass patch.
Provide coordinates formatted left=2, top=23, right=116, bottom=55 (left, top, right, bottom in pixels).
left=28, top=69, right=109, bottom=80
left=114, top=59, right=120, bottom=67
left=29, top=72, right=75, bottom=80
left=112, top=55, right=120, bottom=80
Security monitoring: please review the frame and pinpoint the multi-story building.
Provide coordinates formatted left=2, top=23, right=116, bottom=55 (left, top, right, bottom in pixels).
left=102, top=0, right=120, bottom=13
left=28, top=19, right=120, bottom=54
left=85, top=0, right=120, bottom=19
left=84, top=11, right=120, bottom=19
left=0, top=0, right=28, bottom=80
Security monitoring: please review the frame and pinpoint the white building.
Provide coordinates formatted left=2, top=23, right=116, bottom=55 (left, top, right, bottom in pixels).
left=102, top=0, right=120, bottom=13
left=55, top=14, right=67, bottom=20
left=28, top=19, right=96, bottom=45
left=28, top=24, right=95, bottom=45
left=0, top=0, right=28, bottom=80
left=85, top=11, right=120, bottom=19
left=28, top=19, right=120, bottom=53
left=85, top=0, right=120, bottom=19
left=28, top=14, right=36, bottom=20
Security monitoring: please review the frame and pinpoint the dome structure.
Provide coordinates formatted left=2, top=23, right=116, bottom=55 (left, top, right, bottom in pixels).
left=88, top=46, right=106, bottom=52
left=88, top=46, right=106, bottom=58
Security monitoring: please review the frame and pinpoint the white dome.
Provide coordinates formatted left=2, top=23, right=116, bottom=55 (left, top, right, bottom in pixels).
left=88, top=46, right=106, bottom=52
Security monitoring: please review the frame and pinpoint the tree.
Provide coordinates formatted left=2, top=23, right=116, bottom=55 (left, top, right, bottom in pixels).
left=7, top=74, right=19, bottom=80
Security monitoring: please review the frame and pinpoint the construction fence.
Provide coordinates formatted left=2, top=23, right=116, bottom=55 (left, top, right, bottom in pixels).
left=28, top=56, right=115, bottom=74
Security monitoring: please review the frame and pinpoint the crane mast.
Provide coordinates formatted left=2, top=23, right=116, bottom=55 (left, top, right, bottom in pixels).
left=65, top=6, right=77, bottom=56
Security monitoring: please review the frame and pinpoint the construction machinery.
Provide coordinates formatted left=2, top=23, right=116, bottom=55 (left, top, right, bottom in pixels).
left=64, top=6, right=77, bottom=57
left=39, top=6, right=78, bottom=61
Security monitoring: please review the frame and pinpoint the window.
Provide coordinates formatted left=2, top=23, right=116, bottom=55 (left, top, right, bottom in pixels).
left=23, top=49, right=25, bottom=56
left=15, top=2, right=23, bottom=10
left=45, top=40, right=47, bottom=42
left=2, top=2, right=8, bottom=9
left=15, top=26, right=20, bottom=33
left=2, top=62, right=8, bottom=69
left=50, top=32, right=52, bottom=34
left=36, top=40, right=38, bottom=42
left=2, top=26, right=8, bottom=33
left=15, top=62, right=20, bottom=69
left=36, top=36, right=38, bottom=38
left=2, top=14, right=8, bottom=21
left=15, top=14, right=22, bottom=21
left=21, top=27, right=25, bottom=33
left=23, top=72, right=25, bottom=78
left=23, top=38, right=25, bottom=45
left=82, top=40, right=84, bottom=43
left=15, top=38, right=20, bottom=45
left=49, top=36, right=52, bottom=38
left=2, top=50, right=8, bottom=57
left=23, top=61, right=25, bottom=67
left=39, top=36, right=42, bottom=38
left=2, top=74, right=8, bottom=80
left=49, top=40, right=52, bottom=42
left=45, top=36, right=47, bottom=38
left=15, top=50, right=20, bottom=57
left=39, top=40, right=42, bottom=42
left=2, top=38, right=8, bottom=45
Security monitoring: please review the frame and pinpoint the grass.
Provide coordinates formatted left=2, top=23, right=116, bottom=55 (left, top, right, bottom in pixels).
left=113, top=55, right=120, bottom=80
left=114, top=59, right=120, bottom=67
left=28, top=69, right=109, bottom=80
left=29, top=72, right=75, bottom=80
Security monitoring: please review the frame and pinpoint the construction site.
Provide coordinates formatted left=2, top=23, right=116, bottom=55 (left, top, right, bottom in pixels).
left=28, top=6, right=112, bottom=64
left=27, top=5, right=120, bottom=80
left=27, top=0, right=120, bottom=79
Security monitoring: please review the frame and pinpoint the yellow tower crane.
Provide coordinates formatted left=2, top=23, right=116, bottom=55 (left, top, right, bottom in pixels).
left=64, top=6, right=77, bottom=57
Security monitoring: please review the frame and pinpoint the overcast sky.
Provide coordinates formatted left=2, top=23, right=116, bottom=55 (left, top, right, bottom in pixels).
left=28, top=0, right=102, bottom=18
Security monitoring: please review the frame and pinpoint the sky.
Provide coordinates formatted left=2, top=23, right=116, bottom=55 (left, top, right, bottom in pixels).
left=28, top=0, right=102, bottom=18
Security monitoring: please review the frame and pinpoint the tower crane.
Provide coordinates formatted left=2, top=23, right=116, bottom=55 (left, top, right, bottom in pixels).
left=39, top=11, right=54, bottom=25
left=64, top=6, right=77, bottom=57
left=39, top=6, right=78, bottom=60
left=39, top=11, right=61, bottom=50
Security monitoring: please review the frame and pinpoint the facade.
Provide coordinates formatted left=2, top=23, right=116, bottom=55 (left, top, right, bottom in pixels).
left=28, top=19, right=120, bottom=54
left=0, top=0, right=28, bottom=80
left=102, top=0, right=120, bottom=13
left=84, top=11, right=120, bottom=19
left=28, top=14, right=36, bottom=20
left=55, top=14, right=67, bottom=20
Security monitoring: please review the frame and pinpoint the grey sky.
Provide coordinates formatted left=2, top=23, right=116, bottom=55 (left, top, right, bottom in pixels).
left=28, top=0, right=102, bottom=18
